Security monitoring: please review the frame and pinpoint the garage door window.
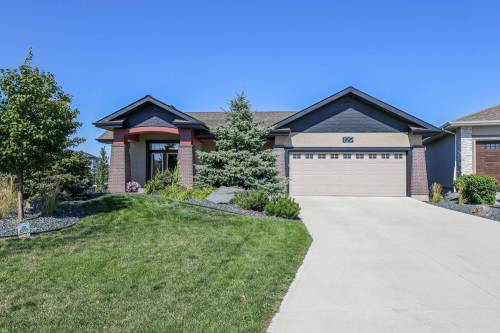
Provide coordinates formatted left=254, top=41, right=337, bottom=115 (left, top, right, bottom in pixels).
left=292, top=153, right=301, bottom=159
left=394, top=153, right=403, bottom=159
left=486, top=143, right=500, bottom=150
left=381, top=153, right=390, bottom=159
left=369, top=153, right=377, bottom=159
left=318, top=154, right=326, bottom=159
left=356, top=153, right=364, bottom=159
left=343, top=153, right=352, bottom=159
left=330, top=153, right=339, bottom=159
left=305, top=153, right=314, bottom=159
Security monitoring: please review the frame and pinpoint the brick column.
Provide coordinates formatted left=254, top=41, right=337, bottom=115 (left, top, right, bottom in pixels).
left=274, top=147, right=286, bottom=178
left=178, top=128, right=194, bottom=187
left=410, top=146, right=429, bottom=201
left=109, top=143, right=130, bottom=193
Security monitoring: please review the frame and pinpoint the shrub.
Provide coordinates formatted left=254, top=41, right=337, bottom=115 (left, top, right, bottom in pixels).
left=0, top=175, right=16, bottom=218
left=41, top=186, right=60, bottom=216
left=126, top=181, right=140, bottom=193
left=171, top=167, right=181, bottom=187
left=430, top=182, right=443, bottom=203
left=264, top=196, right=301, bottom=219
left=233, top=189, right=269, bottom=211
left=144, top=171, right=172, bottom=194
left=163, top=185, right=214, bottom=201
left=454, top=174, right=497, bottom=205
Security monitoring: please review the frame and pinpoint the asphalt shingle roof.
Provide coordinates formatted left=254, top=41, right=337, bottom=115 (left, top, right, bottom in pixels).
left=452, top=104, right=500, bottom=122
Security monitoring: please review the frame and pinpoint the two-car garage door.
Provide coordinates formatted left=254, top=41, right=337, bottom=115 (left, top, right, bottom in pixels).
left=289, top=151, right=407, bottom=196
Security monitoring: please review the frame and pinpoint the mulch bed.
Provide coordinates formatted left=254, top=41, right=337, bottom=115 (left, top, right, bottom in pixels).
left=430, top=199, right=500, bottom=222
left=0, top=201, right=82, bottom=238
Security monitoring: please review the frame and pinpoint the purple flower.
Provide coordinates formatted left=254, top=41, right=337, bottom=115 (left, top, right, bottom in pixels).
left=126, top=181, right=140, bottom=193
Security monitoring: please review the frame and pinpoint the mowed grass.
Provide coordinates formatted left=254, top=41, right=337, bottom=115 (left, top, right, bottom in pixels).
left=0, top=195, right=311, bottom=333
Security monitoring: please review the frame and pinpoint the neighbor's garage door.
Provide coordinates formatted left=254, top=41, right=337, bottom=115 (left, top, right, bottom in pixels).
left=476, top=141, right=500, bottom=184
left=289, top=152, right=407, bottom=196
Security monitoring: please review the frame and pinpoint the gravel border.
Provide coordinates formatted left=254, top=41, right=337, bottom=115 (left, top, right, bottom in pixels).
left=430, top=200, right=500, bottom=222
left=0, top=201, right=82, bottom=238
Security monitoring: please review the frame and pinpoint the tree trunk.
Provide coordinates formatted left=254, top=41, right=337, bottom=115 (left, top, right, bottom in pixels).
left=16, top=170, right=24, bottom=221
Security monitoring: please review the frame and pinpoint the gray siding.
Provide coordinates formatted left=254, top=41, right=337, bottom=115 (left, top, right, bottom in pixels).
left=287, top=95, right=409, bottom=133
left=425, top=133, right=455, bottom=190
left=122, top=103, right=178, bottom=128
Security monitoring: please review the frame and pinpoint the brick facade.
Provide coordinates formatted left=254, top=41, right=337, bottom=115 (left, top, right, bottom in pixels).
left=109, top=143, right=130, bottom=193
left=274, top=147, right=286, bottom=178
left=410, top=146, right=429, bottom=199
left=179, top=144, right=194, bottom=187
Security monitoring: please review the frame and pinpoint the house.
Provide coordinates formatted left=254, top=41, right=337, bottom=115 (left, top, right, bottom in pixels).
left=425, top=104, right=500, bottom=191
left=81, top=151, right=100, bottom=174
left=94, top=87, right=440, bottom=200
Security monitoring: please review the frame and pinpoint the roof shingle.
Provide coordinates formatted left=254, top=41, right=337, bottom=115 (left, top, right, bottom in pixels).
left=452, top=104, right=500, bottom=122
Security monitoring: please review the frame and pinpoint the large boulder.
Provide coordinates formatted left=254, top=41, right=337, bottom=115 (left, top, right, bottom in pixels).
left=206, top=186, right=244, bottom=204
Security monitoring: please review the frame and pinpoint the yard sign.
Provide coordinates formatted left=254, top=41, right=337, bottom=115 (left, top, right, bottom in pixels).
left=17, top=223, right=31, bottom=238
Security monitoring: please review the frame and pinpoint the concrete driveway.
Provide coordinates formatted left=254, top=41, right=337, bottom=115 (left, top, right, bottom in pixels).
left=268, top=197, right=500, bottom=333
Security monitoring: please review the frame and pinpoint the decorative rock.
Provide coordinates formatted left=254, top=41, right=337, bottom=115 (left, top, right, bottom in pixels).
left=206, top=186, right=244, bottom=204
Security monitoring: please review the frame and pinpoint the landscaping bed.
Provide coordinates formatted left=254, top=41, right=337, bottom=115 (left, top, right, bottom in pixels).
left=0, top=200, right=81, bottom=238
left=430, top=199, right=500, bottom=222
left=0, top=194, right=311, bottom=332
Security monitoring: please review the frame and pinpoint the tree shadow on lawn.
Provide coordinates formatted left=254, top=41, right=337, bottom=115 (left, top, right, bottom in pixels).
left=0, top=195, right=133, bottom=253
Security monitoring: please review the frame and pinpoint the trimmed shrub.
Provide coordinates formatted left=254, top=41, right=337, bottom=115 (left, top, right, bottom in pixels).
left=163, top=185, right=214, bottom=201
left=0, top=175, right=16, bottom=218
left=454, top=174, right=497, bottom=205
left=430, top=182, right=443, bottom=203
left=126, top=181, right=140, bottom=193
left=144, top=171, right=172, bottom=194
left=264, top=196, right=301, bottom=219
left=233, top=189, right=269, bottom=212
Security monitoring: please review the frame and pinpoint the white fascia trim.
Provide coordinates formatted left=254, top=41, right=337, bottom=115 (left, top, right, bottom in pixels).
left=446, top=120, right=500, bottom=128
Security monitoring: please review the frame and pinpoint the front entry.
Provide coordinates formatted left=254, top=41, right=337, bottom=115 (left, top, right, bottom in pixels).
left=147, top=141, right=179, bottom=180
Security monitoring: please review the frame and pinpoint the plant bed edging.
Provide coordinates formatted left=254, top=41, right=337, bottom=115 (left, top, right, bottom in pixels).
left=429, top=200, right=500, bottom=223
left=183, top=199, right=300, bottom=221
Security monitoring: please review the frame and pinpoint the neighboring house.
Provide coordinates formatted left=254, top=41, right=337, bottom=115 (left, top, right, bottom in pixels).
left=94, top=86, right=440, bottom=200
left=425, top=104, right=500, bottom=191
left=81, top=151, right=100, bottom=174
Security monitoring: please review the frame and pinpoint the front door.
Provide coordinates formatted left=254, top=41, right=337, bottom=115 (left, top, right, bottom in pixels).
left=147, top=141, right=180, bottom=180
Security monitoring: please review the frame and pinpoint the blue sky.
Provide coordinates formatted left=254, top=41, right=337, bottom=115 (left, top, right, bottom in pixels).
left=1, top=0, right=499, bottom=155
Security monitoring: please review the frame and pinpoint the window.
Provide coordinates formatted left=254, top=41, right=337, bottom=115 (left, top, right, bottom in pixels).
left=368, top=153, right=377, bottom=159
left=381, top=153, right=390, bottom=159
left=149, top=142, right=179, bottom=151
left=148, top=141, right=179, bottom=180
left=318, top=153, right=326, bottom=159
left=305, top=153, right=314, bottom=159
left=486, top=143, right=500, bottom=150
left=394, top=153, right=403, bottom=159
left=356, top=153, right=364, bottom=159
left=330, top=153, right=339, bottom=159
left=343, top=153, right=351, bottom=159
left=292, top=153, right=301, bottom=159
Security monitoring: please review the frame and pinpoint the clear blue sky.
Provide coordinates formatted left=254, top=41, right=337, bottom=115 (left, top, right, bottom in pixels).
left=1, top=0, right=499, bottom=155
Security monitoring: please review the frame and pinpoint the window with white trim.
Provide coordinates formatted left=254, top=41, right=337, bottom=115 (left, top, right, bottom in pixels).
left=331, top=153, right=339, bottom=159
left=381, top=153, right=390, bottom=159
left=394, top=153, right=403, bottom=159
left=343, top=153, right=352, bottom=159
left=368, top=153, right=377, bottom=159
left=292, top=153, right=301, bottom=159
left=318, top=153, right=326, bottom=159
left=355, top=153, right=364, bottom=159
left=305, top=153, right=314, bottom=159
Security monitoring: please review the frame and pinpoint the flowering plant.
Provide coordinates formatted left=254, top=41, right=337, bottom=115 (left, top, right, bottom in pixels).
left=126, top=181, right=140, bottom=193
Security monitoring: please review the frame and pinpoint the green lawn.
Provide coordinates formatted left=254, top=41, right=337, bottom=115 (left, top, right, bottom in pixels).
left=0, top=195, right=311, bottom=333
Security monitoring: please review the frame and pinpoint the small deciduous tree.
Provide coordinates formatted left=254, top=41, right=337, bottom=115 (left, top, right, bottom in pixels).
left=95, top=147, right=109, bottom=192
left=0, top=49, right=81, bottom=220
left=195, top=93, right=283, bottom=192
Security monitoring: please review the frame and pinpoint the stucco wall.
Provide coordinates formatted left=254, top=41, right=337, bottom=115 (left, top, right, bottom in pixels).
left=275, top=132, right=411, bottom=148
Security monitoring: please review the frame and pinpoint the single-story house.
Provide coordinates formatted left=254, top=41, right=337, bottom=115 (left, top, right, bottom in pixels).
left=94, top=87, right=441, bottom=200
left=425, top=104, right=500, bottom=190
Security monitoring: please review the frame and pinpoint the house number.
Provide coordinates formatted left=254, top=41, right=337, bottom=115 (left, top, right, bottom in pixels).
left=343, top=136, right=354, bottom=143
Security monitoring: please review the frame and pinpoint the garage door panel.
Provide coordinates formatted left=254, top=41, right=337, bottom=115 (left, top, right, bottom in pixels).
left=289, top=152, right=406, bottom=196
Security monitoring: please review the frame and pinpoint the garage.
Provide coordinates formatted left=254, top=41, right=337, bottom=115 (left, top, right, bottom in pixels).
left=289, top=151, right=407, bottom=196
left=476, top=140, right=500, bottom=184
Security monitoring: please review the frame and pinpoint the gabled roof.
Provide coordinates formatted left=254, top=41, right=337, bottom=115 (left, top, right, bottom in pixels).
left=272, top=86, right=441, bottom=133
left=93, top=95, right=206, bottom=129
left=446, top=104, right=500, bottom=125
